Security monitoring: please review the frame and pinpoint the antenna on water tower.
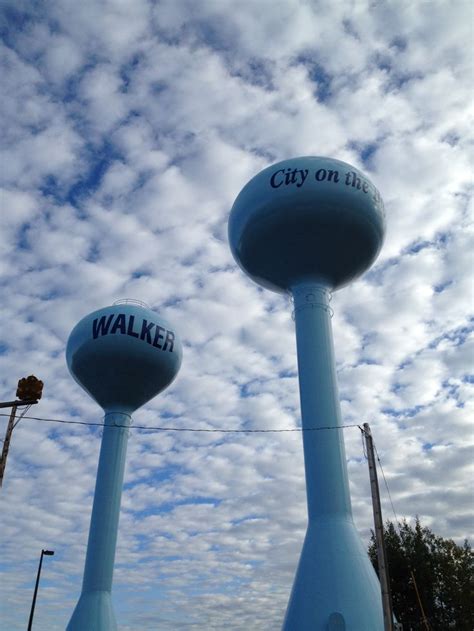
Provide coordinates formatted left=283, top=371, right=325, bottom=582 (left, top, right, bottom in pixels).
left=228, top=157, right=386, bottom=630
left=65, top=299, right=182, bottom=631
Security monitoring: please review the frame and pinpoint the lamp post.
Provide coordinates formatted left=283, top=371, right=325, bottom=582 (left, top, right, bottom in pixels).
left=28, top=549, right=54, bottom=631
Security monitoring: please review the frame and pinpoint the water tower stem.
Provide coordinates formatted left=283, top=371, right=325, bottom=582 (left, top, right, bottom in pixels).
left=67, top=411, right=131, bottom=631
left=292, top=282, right=351, bottom=519
left=282, top=282, right=383, bottom=630
left=83, top=412, right=131, bottom=592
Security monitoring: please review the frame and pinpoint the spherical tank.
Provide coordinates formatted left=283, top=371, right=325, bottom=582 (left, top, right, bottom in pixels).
left=66, top=302, right=182, bottom=413
left=228, top=156, right=385, bottom=292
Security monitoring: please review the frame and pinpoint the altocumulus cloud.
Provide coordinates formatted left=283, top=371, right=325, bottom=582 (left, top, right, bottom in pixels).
left=0, top=1, right=472, bottom=629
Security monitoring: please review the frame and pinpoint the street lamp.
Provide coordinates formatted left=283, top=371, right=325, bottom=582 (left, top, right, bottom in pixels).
left=27, top=549, right=54, bottom=631
left=0, top=375, right=44, bottom=488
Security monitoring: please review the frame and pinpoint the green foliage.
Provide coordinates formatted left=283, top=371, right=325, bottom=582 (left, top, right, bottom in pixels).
left=368, top=519, right=473, bottom=630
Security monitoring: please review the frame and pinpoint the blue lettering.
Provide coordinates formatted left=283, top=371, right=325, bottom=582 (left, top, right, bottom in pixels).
left=140, top=319, right=154, bottom=344
left=92, top=313, right=173, bottom=351
left=110, top=313, right=126, bottom=335
left=163, top=330, right=175, bottom=352
left=127, top=315, right=139, bottom=338
left=153, top=325, right=165, bottom=348
left=92, top=314, right=114, bottom=339
left=285, top=169, right=296, bottom=185
left=297, top=169, right=308, bottom=187
left=270, top=169, right=285, bottom=188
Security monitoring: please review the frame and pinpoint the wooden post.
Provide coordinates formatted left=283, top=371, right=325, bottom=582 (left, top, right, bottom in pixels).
left=0, top=404, right=18, bottom=487
left=363, top=423, right=394, bottom=631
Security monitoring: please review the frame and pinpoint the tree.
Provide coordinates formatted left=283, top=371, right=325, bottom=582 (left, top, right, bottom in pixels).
left=368, top=518, right=473, bottom=630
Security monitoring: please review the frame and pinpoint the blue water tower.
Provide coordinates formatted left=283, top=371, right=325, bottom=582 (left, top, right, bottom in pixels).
left=229, top=157, right=385, bottom=630
left=65, top=300, right=182, bottom=631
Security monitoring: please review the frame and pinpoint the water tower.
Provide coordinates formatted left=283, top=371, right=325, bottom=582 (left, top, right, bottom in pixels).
left=228, top=157, right=385, bottom=630
left=65, top=300, right=182, bottom=631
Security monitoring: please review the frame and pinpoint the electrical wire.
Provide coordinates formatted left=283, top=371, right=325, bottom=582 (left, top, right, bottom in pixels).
left=12, top=404, right=32, bottom=430
left=0, top=406, right=434, bottom=628
left=370, top=433, right=432, bottom=631
left=372, top=439, right=400, bottom=526
left=0, top=412, right=361, bottom=434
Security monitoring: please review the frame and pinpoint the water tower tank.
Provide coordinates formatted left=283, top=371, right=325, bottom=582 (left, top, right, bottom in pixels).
left=228, top=157, right=386, bottom=630
left=67, top=300, right=182, bottom=413
left=229, top=156, right=385, bottom=292
left=66, top=300, right=182, bottom=631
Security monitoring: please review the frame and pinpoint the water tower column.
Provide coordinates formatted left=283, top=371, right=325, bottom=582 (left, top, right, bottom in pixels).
left=65, top=302, right=182, bottom=631
left=67, top=412, right=131, bottom=631
left=227, top=155, right=387, bottom=630
left=282, top=282, right=383, bottom=631
left=291, top=283, right=351, bottom=518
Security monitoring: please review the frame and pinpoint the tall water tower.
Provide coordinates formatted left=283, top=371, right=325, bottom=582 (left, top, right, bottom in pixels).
left=65, top=300, right=182, bottom=631
left=228, top=157, right=385, bottom=630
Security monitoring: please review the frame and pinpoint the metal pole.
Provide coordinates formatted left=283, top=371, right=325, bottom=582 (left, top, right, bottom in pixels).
left=0, top=404, right=17, bottom=487
left=0, top=399, right=37, bottom=408
left=363, top=422, right=394, bottom=631
left=66, top=411, right=131, bottom=631
left=28, top=550, right=44, bottom=631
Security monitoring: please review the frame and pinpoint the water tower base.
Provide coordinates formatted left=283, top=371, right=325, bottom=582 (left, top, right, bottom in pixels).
left=66, top=590, right=117, bottom=631
left=282, top=517, right=383, bottom=630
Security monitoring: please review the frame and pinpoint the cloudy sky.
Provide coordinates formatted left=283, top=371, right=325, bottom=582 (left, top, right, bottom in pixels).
left=0, top=1, right=473, bottom=629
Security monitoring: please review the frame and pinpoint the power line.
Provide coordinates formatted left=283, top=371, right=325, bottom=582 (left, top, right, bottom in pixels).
left=12, top=404, right=32, bottom=430
left=369, top=433, right=431, bottom=630
left=0, top=412, right=361, bottom=434
left=372, top=440, right=400, bottom=526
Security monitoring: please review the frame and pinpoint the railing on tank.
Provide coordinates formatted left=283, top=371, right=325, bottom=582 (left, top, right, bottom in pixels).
left=113, top=298, right=150, bottom=309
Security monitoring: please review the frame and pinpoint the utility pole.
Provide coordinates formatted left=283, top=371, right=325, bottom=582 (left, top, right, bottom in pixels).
left=410, top=570, right=430, bottom=630
left=363, top=422, right=394, bottom=631
left=0, top=376, right=43, bottom=488
left=0, top=403, right=18, bottom=488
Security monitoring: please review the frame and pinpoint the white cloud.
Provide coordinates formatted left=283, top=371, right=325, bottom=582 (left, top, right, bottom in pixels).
left=0, top=1, right=472, bottom=629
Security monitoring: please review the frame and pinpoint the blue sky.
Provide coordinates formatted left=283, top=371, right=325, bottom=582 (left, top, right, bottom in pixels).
left=0, top=1, right=473, bottom=629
